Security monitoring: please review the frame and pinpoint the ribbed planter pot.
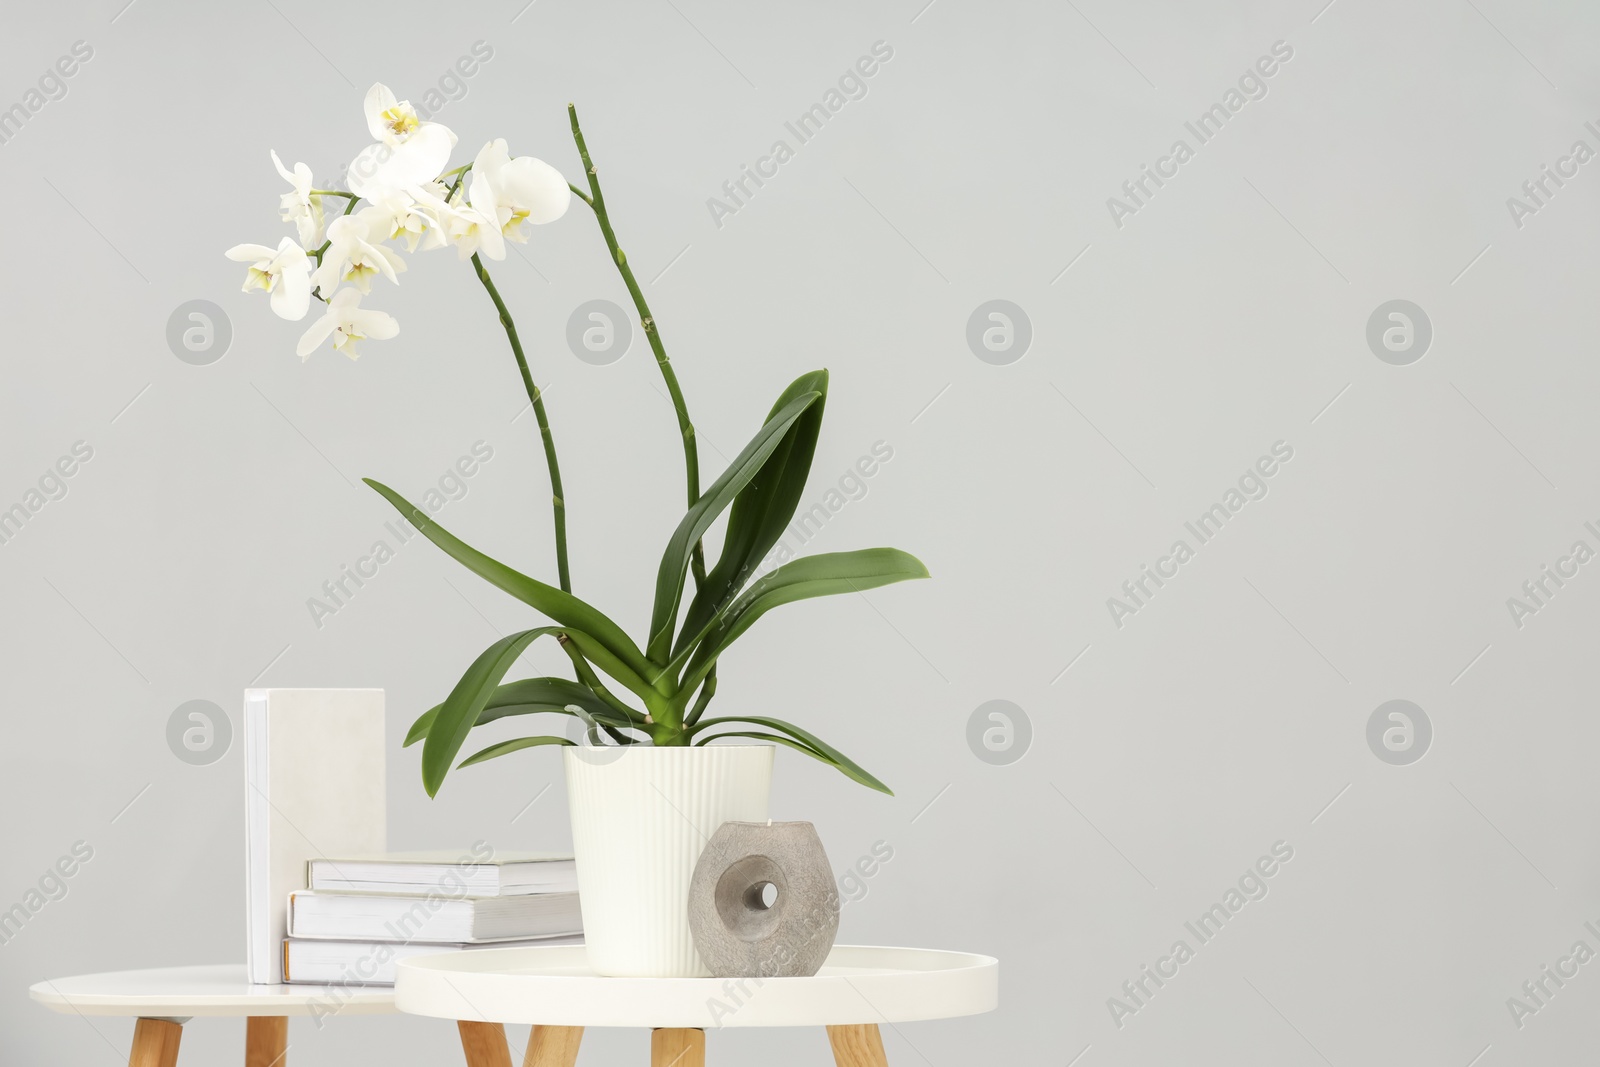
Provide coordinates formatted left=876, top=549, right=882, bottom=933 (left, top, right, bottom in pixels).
left=564, top=744, right=774, bottom=977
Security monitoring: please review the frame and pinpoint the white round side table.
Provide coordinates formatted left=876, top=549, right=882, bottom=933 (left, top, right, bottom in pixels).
left=395, top=944, right=999, bottom=1067
left=29, top=964, right=395, bottom=1066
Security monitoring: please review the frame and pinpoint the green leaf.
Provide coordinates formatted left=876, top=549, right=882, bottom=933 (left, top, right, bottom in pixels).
left=645, top=390, right=822, bottom=665
left=412, top=703, right=574, bottom=744
left=422, top=628, right=560, bottom=796
left=694, top=730, right=827, bottom=759
left=674, top=370, right=829, bottom=660
left=364, top=478, right=656, bottom=680
left=693, top=715, right=893, bottom=795
left=405, top=678, right=617, bottom=746
left=458, top=735, right=574, bottom=767
left=680, top=548, right=929, bottom=695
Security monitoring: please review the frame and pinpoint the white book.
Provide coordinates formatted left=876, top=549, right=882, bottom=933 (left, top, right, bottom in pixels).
left=283, top=934, right=584, bottom=986
left=244, top=689, right=386, bottom=984
left=287, top=889, right=582, bottom=943
left=308, top=851, right=576, bottom=896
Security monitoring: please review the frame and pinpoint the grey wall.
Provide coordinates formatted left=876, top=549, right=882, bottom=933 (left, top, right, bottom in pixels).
left=3, top=0, right=1597, bottom=1063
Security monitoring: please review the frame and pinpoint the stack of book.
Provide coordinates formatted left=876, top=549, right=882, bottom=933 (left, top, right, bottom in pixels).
left=282, top=851, right=583, bottom=985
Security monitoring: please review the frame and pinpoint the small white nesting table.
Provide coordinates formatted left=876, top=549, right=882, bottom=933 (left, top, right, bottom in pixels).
left=29, top=963, right=394, bottom=1066
left=395, top=944, right=998, bottom=1066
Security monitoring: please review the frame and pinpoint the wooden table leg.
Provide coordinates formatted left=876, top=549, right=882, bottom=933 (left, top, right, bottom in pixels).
left=128, top=1018, right=181, bottom=1067
left=650, top=1028, right=704, bottom=1067
left=826, top=1024, right=889, bottom=1066
left=523, top=1025, right=583, bottom=1067
left=246, top=1016, right=288, bottom=1067
left=458, top=1020, right=514, bottom=1067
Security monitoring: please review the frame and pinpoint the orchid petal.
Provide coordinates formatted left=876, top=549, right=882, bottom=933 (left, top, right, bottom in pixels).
left=296, top=308, right=339, bottom=359
left=225, top=243, right=278, bottom=263
left=271, top=150, right=296, bottom=186
left=353, top=307, right=400, bottom=340
left=271, top=265, right=312, bottom=321
left=503, top=157, right=571, bottom=224
left=364, top=83, right=399, bottom=142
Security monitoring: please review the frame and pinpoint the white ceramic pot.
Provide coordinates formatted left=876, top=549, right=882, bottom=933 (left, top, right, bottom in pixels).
left=564, top=744, right=774, bottom=977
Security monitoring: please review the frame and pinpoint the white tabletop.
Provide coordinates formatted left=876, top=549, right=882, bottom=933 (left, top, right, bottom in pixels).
left=396, top=945, right=998, bottom=1029
left=29, top=964, right=396, bottom=1017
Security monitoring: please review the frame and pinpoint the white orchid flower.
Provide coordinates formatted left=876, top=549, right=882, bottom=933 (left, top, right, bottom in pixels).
left=296, top=288, right=399, bottom=360
left=470, top=138, right=571, bottom=242
left=410, top=181, right=458, bottom=246
left=272, top=151, right=326, bottom=247
left=346, top=83, right=457, bottom=199
left=311, top=214, right=407, bottom=295
left=225, top=236, right=312, bottom=321
left=442, top=172, right=507, bottom=261
left=362, top=190, right=446, bottom=253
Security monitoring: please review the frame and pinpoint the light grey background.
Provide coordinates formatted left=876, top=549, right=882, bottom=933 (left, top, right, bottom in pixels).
left=2, top=0, right=1596, bottom=1063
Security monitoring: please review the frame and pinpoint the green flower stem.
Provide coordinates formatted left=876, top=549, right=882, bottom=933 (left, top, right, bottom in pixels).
left=311, top=196, right=362, bottom=261
left=567, top=104, right=706, bottom=590
left=469, top=252, right=572, bottom=593
left=310, top=189, right=360, bottom=199
left=306, top=197, right=364, bottom=304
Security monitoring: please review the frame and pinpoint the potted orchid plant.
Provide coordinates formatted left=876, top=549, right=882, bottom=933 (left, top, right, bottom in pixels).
left=227, top=84, right=927, bottom=976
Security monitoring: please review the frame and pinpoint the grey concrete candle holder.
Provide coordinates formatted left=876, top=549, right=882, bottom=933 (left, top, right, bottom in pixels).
left=688, top=820, right=840, bottom=978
